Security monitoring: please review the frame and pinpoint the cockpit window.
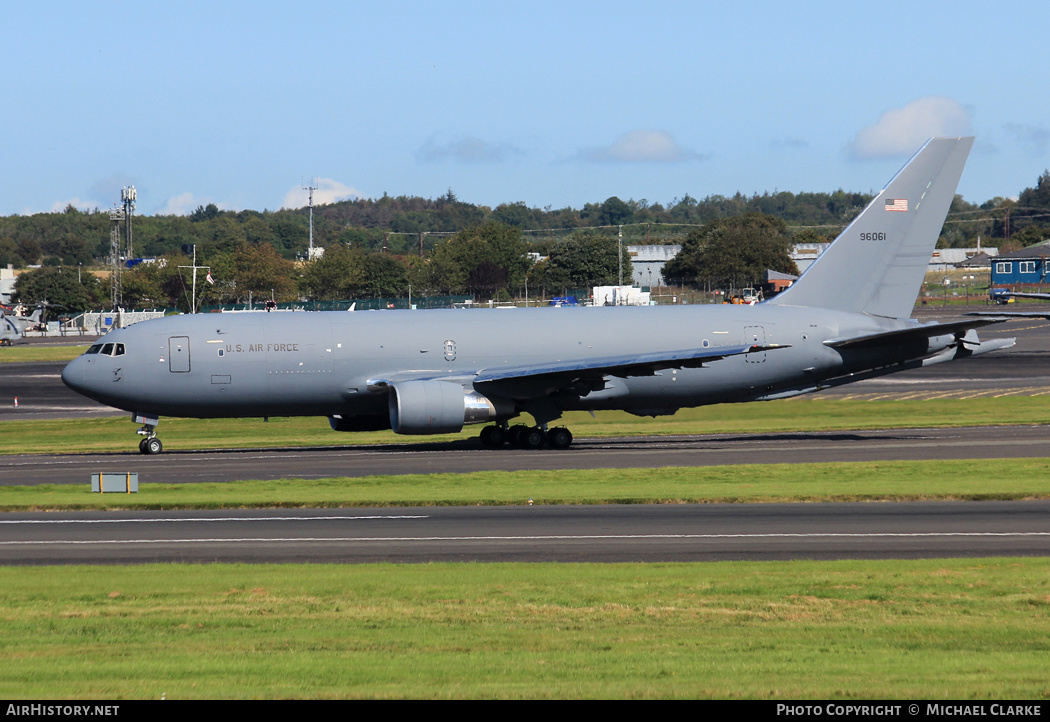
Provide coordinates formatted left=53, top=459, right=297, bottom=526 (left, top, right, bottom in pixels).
left=84, top=342, right=127, bottom=357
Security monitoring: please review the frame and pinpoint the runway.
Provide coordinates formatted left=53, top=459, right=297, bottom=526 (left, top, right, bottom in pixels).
left=2, top=501, right=1048, bottom=565
left=2, top=308, right=1049, bottom=565
left=2, top=424, right=1050, bottom=487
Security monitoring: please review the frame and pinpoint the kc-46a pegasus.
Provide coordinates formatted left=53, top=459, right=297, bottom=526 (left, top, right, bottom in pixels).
left=62, top=137, right=1013, bottom=454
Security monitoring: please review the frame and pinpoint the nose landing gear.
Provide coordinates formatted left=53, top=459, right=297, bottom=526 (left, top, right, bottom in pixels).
left=137, top=423, right=163, bottom=454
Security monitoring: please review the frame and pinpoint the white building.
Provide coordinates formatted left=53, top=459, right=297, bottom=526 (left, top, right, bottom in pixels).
left=628, top=245, right=680, bottom=287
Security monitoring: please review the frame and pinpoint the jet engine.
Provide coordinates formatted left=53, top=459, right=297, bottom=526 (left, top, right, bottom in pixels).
left=388, top=380, right=513, bottom=435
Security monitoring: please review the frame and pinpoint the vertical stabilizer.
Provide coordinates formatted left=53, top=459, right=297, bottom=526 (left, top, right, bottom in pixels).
left=769, top=137, right=973, bottom=318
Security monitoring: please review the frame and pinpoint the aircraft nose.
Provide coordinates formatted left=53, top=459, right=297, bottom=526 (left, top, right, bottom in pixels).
left=61, top=358, right=87, bottom=394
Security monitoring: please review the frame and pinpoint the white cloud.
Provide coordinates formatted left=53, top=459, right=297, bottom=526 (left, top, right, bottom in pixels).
left=157, top=192, right=201, bottom=216
left=581, top=130, right=703, bottom=163
left=281, top=178, right=361, bottom=210
left=48, top=197, right=101, bottom=213
left=851, top=97, right=972, bottom=159
left=417, top=136, right=522, bottom=163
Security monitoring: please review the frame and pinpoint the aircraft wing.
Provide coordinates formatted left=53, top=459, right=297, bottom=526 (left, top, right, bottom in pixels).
left=365, top=343, right=788, bottom=400
left=823, top=318, right=1006, bottom=350
left=474, top=343, right=786, bottom=383
left=470, top=342, right=789, bottom=402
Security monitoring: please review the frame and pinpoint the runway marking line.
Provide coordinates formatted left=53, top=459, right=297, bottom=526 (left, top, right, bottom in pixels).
left=4, top=532, right=1050, bottom=546
left=0, top=515, right=429, bottom=524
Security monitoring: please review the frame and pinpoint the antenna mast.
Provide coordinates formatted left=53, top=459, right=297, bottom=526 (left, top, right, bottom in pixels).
left=302, top=178, right=323, bottom=260
left=178, top=245, right=210, bottom=314
left=121, top=186, right=136, bottom=260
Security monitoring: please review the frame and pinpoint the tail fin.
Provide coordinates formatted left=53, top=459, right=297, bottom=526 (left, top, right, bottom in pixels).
left=768, top=136, right=973, bottom=318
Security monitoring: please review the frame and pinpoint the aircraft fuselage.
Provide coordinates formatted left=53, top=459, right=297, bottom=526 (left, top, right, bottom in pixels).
left=61, top=304, right=942, bottom=423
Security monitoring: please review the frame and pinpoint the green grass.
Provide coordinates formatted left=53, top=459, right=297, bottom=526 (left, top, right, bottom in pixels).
left=1, top=559, right=1047, bottom=699
left=4, top=396, right=1050, bottom=455
left=3, top=458, right=1050, bottom=511
left=0, top=343, right=88, bottom=363
left=3, top=364, right=1048, bottom=699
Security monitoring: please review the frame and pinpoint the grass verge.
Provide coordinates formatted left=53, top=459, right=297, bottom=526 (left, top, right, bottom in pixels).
left=3, top=458, right=1050, bottom=511
left=1, top=559, right=1047, bottom=699
left=0, top=344, right=87, bottom=363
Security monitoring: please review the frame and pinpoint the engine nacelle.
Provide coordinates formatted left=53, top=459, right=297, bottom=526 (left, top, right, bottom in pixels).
left=388, top=380, right=512, bottom=435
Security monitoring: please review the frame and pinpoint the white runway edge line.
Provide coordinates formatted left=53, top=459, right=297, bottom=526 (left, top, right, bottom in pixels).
left=3, top=532, right=1049, bottom=546
left=0, top=515, right=430, bottom=524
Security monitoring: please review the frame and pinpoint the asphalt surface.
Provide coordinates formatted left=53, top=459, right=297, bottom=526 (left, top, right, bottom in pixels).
left=2, top=308, right=1049, bottom=565
left=2, top=425, right=1050, bottom=487
left=2, top=501, right=1047, bottom=566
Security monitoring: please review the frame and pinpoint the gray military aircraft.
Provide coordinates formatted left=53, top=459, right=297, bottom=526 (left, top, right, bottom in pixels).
left=62, top=136, right=1014, bottom=454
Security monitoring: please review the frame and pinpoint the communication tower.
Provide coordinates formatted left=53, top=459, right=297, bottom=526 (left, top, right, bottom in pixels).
left=303, top=178, right=323, bottom=260
left=107, top=186, right=136, bottom=308
left=109, top=206, right=125, bottom=308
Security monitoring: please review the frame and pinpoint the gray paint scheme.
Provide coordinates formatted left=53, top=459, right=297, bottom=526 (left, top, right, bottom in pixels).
left=1, top=306, right=42, bottom=346
left=61, top=137, right=1014, bottom=450
left=769, top=137, right=973, bottom=319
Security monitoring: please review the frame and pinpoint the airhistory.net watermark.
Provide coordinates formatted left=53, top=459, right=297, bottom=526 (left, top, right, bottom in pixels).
left=6, top=706, right=119, bottom=717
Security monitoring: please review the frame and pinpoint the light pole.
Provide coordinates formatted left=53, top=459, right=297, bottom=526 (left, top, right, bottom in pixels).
left=618, top=225, right=623, bottom=287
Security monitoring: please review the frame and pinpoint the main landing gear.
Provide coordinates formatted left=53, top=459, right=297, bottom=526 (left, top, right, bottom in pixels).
left=137, top=423, right=163, bottom=455
left=478, top=423, right=573, bottom=450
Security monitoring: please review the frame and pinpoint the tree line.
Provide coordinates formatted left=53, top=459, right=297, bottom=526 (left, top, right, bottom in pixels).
left=12, top=223, right=634, bottom=314
left=7, top=169, right=1050, bottom=312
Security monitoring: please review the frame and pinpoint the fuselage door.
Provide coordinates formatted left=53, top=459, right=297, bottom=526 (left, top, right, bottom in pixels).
left=744, top=325, right=766, bottom=363
left=168, top=336, right=190, bottom=373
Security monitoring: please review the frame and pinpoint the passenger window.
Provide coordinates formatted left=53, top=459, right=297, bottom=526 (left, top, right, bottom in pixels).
left=101, top=343, right=114, bottom=356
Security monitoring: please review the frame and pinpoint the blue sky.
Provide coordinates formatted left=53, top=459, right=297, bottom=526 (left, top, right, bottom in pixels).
left=3, top=1, right=1049, bottom=218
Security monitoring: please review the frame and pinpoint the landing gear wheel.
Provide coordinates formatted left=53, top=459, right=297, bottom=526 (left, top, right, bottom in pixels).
left=507, top=424, right=529, bottom=447
left=138, top=438, right=149, bottom=454
left=521, top=426, right=547, bottom=450
left=144, top=437, right=163, bottom=455
left=547, top=427, right=573, bottom=450
left=479, top=425, right=506, bottom=448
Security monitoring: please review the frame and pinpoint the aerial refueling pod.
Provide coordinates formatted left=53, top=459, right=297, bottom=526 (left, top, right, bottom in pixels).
left=388, top=380, right=512, bottom=435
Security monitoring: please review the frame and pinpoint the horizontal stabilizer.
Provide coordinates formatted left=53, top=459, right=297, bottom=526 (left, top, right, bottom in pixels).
left=921, top=335, right=1015, bottom=366
left=968, top=310, right=1050, bottom=320
left=994, top=291, right=1050, bottom=301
